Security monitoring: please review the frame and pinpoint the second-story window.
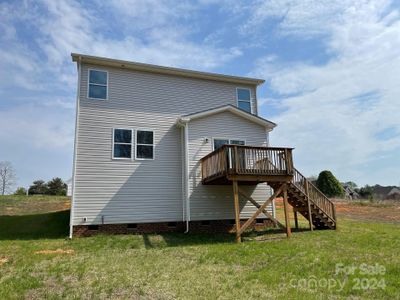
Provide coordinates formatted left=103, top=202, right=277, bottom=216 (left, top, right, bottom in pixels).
left=88, top=69, right=108, bottom=100
left=236, top=88, right=251, bottom=113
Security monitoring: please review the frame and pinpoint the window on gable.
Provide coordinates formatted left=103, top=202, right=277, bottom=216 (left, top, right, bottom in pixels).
left=88, top=70, right=108, bottom=99
left=136, top=130, right=154, bottom=159
left=113, top=129, right=132, bottom=159
left=237, top=88, right=251, bottom=113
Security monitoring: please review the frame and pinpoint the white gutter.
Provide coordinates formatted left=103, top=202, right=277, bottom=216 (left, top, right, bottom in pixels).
left=177, top=117, right=191, bottom=233
left=69, top=56, right=82, bottom=239
left=181, top=125, right=185, bottom=225
left=265, top=127, right=276, bottom=219
left=183, top=121, right=190, bottom=233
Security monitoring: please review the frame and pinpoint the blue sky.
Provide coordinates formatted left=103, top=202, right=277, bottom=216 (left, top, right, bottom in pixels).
left=1, top=0, right=399, bottom=189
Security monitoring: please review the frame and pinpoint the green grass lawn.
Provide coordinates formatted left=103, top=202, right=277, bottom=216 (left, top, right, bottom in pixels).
left=0, top=196, right=399, bottom=299
left=0, top=195, right=70, bottom=216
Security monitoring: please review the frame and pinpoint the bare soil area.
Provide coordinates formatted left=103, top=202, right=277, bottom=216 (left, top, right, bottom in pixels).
left=334, top=200, right=400, bottom=223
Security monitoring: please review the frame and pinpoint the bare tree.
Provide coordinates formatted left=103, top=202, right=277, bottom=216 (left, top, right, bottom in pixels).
left=0, top=161, right=16, bottom=195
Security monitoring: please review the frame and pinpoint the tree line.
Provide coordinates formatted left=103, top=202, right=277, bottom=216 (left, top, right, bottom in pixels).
left=0, top=161, right=68, bottom=196
left=15, top=178, right=68, bottom=196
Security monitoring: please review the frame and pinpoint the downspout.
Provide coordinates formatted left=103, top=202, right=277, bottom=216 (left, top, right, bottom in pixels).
left=183, top=121, right=190, bottom=233
left=69, top=56, right=82, bottom=239
left=181, top=126, right=185, bottom=225
left=177, top=117, right=191, bottom=233
left=265, top=127, right=276, bottom=219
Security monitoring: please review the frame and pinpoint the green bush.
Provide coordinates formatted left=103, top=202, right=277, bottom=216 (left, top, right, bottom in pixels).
left=14, top=187, right=27, bottom=196
left=316, top=170, right=344, bottom=198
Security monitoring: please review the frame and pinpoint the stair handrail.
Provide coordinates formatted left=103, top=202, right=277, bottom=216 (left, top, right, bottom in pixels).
left=292, top=167, right=336, bottom=223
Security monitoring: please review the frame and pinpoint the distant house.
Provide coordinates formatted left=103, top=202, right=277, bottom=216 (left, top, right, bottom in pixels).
left=371, top=184, right=399, bottom=199
left=69, top=53, right=336, bottom=239
left=387, top=188, right=400, bottom=200
left=342, top=184, right=359, bottom=200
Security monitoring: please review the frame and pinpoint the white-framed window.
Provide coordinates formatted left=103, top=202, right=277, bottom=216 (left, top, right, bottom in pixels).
left=135, top=130, right=154, bottom=160
left=112, top=128, right=133, bottom=159
left=88, top=69, right=108, bottom=100
left=213, top=138, right=245, bottom=150
left=236, top=88, right=252, bottom=113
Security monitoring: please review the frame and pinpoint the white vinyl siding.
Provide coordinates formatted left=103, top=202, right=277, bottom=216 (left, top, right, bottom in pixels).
left=188, top=111, right=273, bottom=221
left=72, top=63, right=264, bottom=225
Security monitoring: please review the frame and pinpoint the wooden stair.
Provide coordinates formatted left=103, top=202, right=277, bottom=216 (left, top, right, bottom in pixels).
left=269, top=167, right=337, bottom=230
left=199, top=145, right=337, bottom=237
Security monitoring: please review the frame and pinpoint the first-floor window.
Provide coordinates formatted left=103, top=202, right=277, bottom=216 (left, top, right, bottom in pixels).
left=113, top=129, right=132, bottom=158
left=136, top=130, right=154, bottom=159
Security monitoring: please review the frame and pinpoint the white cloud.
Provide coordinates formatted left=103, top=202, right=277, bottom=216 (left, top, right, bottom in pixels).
left=37, top=0, right=241, bottom=71
left=252, top=0, right=400, bottom=185
left=241, top=0, right=391, bottom=39
left=1, top=0, right=243, bottom=91
left=106, top=0, right=196, bottom=29
left=0, top=104, right=74, bottom=149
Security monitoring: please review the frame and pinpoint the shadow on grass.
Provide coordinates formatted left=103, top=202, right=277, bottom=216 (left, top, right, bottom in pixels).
left=0, top=210, right=70, bottom=240
left=0, top=208, right=310, bottom=245
left=139, top=226, right=309, bottom=249
left=139, top=232, right=234, bottom=249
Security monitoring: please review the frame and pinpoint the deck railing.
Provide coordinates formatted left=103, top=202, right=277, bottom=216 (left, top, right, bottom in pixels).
left=200, top=145, right=294, bottom=181
left=292, top=168, right=336, bottom=222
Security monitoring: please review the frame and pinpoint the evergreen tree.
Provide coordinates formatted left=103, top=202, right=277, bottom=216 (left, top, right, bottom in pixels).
left=28, top=180, right=48, bottom=195
left=46, top=177, right=67, bottom=196
left=316, top=170, right=344, bottom=198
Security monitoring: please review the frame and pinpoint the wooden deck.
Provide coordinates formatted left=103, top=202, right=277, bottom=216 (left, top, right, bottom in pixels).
left=200, top=145, right=337, bottom=243
left=200, top=145, right=294, bottom=185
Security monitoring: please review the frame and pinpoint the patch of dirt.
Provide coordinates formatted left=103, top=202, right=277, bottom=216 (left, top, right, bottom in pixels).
left=334, top=200, right=400, bottom=223
left=0, top=257, right=9, bottom=265
left=35, top=249, right=74, bottom=255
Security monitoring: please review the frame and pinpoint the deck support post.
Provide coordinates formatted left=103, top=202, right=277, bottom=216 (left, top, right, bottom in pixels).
left=232, top=180, right=241, bottom=243
left=238, top=185, right=284, bottom=236
left=282, top=184, right=292, bottom=238
left=238, top=188, right=286, bottom=229
left=293, top=209, right=299, bottom=230
left=305, top=181, right=313, bottom=231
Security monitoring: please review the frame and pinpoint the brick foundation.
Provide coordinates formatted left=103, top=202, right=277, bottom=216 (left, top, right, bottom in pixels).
left=72, top=219, right=275, bottom=237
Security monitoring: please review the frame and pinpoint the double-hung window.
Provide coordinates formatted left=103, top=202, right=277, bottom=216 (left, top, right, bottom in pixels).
left=236, top=88, right=251, bottom=113
left=113, top=129, right=132, bottom=159
left=88, top=70, right=108, bottom=100
left=136, top=130, right=154, bottom=160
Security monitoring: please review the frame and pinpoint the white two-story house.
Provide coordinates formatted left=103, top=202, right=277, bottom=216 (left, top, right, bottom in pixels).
left=70, top=54, right=336, bottom=238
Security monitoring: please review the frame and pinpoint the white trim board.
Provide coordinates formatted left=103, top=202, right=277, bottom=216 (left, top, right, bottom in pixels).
left=178, top=105, right=276, bottom=129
